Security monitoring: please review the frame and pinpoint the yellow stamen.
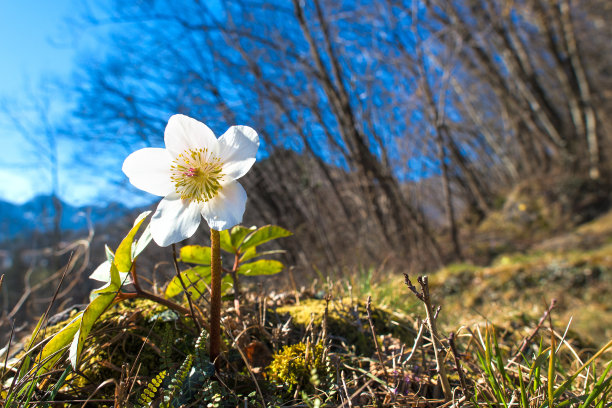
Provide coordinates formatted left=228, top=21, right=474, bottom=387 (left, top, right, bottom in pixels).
left=170, top=148, right=224, bottom=202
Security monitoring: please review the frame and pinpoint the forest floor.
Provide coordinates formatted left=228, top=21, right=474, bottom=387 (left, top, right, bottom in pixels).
left=2, top=207, right=612, bottom=406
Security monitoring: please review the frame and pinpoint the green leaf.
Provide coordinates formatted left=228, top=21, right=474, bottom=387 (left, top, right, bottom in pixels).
left=165, top=266, right=211, bottom=299
left=219, top=229, right=234, bottom=253
left=132, top=223, right=152, bottom=260
left=69, top=291, right=116, bottom=368
left=229, top=225, right=256, bottom=249
left=240, top=225, right=292, bottom=252
left=179, top=245, right=212, bottom=265
left=165, top=266, right=234, bottom=299
left=114, top=211, right=151, bottom=277
left=104, top=244, right=114, bottom=263
left=37, top=312, right=83, bottom=373
left=240, top=248, right=285, bottom=263
left=238, top=259, right=285, bottom=276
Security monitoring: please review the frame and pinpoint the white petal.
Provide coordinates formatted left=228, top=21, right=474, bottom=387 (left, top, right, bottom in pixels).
left=122, top=148, right=174, bottom=196
left=164, top=114, right=219, bottom=157
left=200, top=180, right=247, bottom=231
left=150, top=193, right=202, bottom=246
left=218, top=126, right=259, bottom=180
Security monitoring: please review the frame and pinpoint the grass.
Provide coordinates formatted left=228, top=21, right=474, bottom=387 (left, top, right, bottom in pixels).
left=1, top=267, right=610, bottom=406
left=2, top=213, right=612, bottom=406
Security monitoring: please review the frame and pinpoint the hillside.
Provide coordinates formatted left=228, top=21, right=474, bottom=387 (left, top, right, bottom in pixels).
left=0, top=195, right=130, bottom=241
left=1, top=203, right=611, bottom=406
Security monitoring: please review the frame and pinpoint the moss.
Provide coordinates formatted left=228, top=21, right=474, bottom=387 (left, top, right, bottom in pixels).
left=267, top=341, right=331, bottom=393
left=273, top=298, right=414, bottom=355
left=420, top=244, right=612, bottom=347
left=69, top=298, right=198, bottom=393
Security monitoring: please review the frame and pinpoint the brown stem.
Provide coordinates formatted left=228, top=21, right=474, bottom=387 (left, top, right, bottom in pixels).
left=231, top=252, right=241, bottom=317
left=419, top=277, right=452, bottom=401
left=509, top=298, right=557, bottom=364
left=449, top=332, right=470, bottom=399
left=366, top=296, right=390, bottom=383
left=172, top=244, right=201, bottom=332
left=117, top=290, right=193, bottom=318
left=210, top=229, right=222, bottom=368
left=130, top=260, right=142, bottom=293
left=405, top=275, right=452, bottom=401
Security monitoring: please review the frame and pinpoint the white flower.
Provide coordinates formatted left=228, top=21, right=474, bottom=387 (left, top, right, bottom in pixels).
left=122, top=114, right=259, bottom=246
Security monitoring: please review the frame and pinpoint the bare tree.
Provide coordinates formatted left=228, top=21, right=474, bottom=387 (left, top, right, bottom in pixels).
left=63, top=0, right=611, bottom=270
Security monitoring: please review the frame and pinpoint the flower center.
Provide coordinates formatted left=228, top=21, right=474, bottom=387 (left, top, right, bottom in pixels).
left=170, top=148, right=224, bottom=203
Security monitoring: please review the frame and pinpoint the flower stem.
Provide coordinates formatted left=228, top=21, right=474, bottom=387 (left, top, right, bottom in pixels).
left=210, top=228, right=222, bottom=368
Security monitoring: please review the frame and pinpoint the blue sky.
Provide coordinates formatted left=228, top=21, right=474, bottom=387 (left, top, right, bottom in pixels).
left=0, top=0, right=74, bottom=204
left=0, top=1, right=74, bottom=96
left=0, top=0, right=133, bottom=206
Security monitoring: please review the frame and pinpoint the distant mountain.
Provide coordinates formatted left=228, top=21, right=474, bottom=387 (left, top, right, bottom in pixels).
left=0, top=195, right=130, bottom=242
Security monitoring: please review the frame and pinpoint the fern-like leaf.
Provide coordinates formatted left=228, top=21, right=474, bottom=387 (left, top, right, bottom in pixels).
left=160, top=354, right=194, bottom=408
left=137, top=369, right=167, bottom=407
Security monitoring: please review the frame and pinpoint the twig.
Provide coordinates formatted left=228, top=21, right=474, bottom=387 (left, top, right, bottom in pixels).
left=448, top=332, right=470, bottom=400
left=171, top=244, right=201, bottom=332
left=231, top=252, right=241, bottom=317
left=1, top=319, right=14, bottom=382
left=366, top=296, right=390, bottom=383
left=403, top=318, right=425, bottom=364
left=35, top=252, right=74, bottom=344
left=403, top=274, right=452, bottom=401
left=509, top=298, right=557, bottom=364
left=209, top=229, right=222, bottom=367
left=117, top=290, right=192, bottom=318
left=340, top=370, right=354, bottom=408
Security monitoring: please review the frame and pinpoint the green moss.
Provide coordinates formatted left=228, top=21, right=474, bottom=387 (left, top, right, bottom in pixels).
left=267, top=341, right=331, bottom=393
left=70, top=298, right=198, bottom=392
left=273, top=298, right=414, bottom=355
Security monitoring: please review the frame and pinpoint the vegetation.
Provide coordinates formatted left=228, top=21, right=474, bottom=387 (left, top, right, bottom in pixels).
left=1, top=0, right=611, bottom=406
left=1, top=209, right=611, bottom=406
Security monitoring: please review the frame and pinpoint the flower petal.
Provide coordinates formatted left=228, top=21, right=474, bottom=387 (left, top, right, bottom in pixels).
left=122, top=148, right=174, bottom=196
left=200, top=180, right=247, bottom=231
left=164, top=114, right=219, bottom=157
left=218, top=125, right=259, bottom=180
left=150, top=193, right=202, bottom=246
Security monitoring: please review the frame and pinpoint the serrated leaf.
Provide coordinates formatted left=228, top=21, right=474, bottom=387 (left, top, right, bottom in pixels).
left=180, top=245, right=212, bottom=265
left=69, top=291, right=116, bottom=368
left=240, top=225, right=292, bottom=252
left=219, top=229, right=234, bottom=253
left=238, top=259, right=285, bottom=276
left=37, top=312, right=83, bottom=373
left=165, top=266, right=211, bottom=298
left=113, top=211, right=151, bottom=278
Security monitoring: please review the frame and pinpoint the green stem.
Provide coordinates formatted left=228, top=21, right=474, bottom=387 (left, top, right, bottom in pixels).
left=210, top=229, right=221, bottom=368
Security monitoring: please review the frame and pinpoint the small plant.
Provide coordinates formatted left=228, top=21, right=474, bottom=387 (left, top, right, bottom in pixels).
left=267, top=341, right=334, bottom=395
left=165, top=224, right=291, bottom=305
left=137, top=328, right=215, bottom=407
